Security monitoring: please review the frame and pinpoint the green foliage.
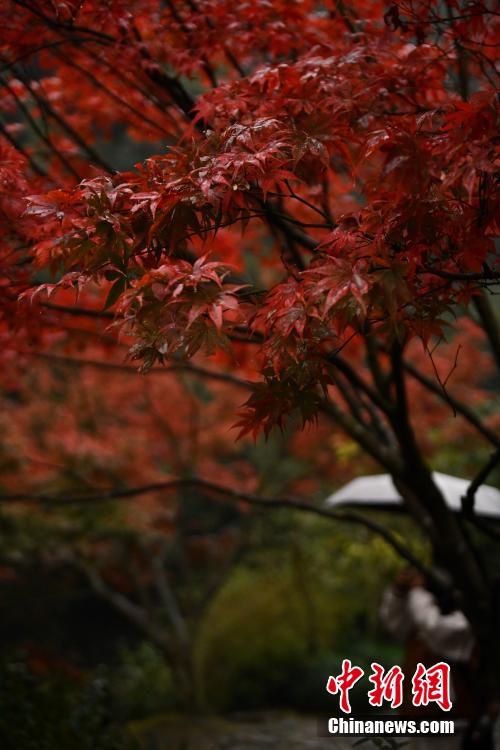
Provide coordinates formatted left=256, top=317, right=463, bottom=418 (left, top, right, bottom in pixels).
left=0, top=502, right=427, bottom=721
left=0, top=660, right=138, bottom=750
left=195, top=512, right=414, bottom=712
left=101, top=643, right=177, bottom=720
left=197, top=566, right=309, bottom=711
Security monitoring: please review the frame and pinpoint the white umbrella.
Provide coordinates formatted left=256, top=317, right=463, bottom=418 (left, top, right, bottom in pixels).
left=325, top=471, right=500, bottom=519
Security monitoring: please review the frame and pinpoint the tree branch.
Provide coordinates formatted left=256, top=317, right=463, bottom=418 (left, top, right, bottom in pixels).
left=0, top=477, right=429, bottom=574
left=403, top=359, right=500, bottom=448
left=51, top=51, right=172, bottom=138
left=0, top=72, right=81, bottom=179
left=0, top=119, right=47, bottom=176
left=474, top=291, right=500, bottom=374
left=462, top=447, right=500, bottom=516
left=76, top=558, right=169, bottom=649
left=151, top=550, right=190, bottom=646
left=14, top=70, right=114, bottom=174
left=328, top=352, right=392, bottom=414
left=41, top=302, right=115, bottom=319
left=27, top=351, right=252, bottom=389
left=387, top=343, right=490, bottom=618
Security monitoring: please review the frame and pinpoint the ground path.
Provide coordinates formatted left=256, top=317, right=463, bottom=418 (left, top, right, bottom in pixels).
left=130, top=711, right=390, bottom=749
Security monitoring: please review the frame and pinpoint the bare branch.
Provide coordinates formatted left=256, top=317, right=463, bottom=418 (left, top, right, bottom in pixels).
left=41, top=302, right=115, bottom=319
left=27, top=351, right=253, bottom=389
left=0, top=476, right=428, bottom=573
left=51, top=51, right=172, bottom=139
left=77, top=558, right=169, bottom=649
left=151, top=550, right=190, bottom=646
left=403, top=360, right=500, bottom=448
left=0, top=119, right=47, bottom=176
left=14, top=70, right=114, bottom=174
left=0, top=72, right=81, bottom=179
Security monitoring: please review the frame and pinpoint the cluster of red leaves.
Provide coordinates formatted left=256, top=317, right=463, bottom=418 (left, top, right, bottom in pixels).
left=123, top=254, right=246, bottom=368
left=0, top=0, right=498, bottom=437
left=0, top=140, right=53, bottom=364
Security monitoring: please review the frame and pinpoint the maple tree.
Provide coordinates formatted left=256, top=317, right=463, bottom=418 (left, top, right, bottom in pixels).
left=0, top=0, right=499, bottom=713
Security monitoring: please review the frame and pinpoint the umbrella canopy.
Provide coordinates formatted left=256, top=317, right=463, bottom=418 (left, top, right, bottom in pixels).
left=325, top=471, right=500, bottom=519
